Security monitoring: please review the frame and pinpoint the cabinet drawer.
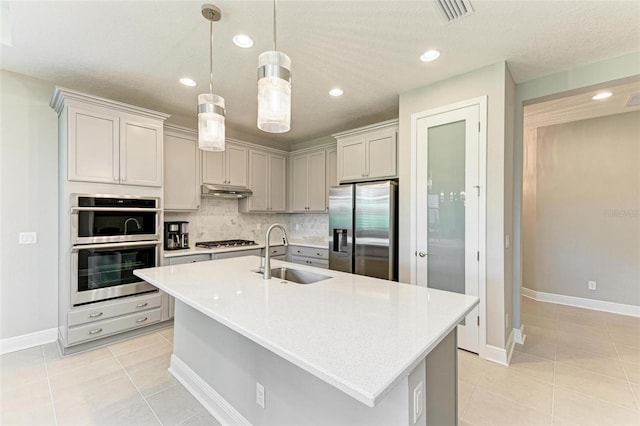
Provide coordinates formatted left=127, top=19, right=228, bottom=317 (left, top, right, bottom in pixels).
left=167, top=253, right=211, bottom=265
left=67, top=307, right=162, bottom=345
left=213, top=248, right=261, bottom=260
left=290, top=255, right=329, bottom=269
left=68, top=293, right=161, bottom=327
left=290, top=246, right=328, bottom=259
left=262, top=246, right=286, bottom=257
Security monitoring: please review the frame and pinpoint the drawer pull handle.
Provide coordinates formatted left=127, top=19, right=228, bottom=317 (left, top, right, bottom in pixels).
left=297, top=250, right=302, bottom=253
left=89, top=312, right=103, bottom=318
left=136, top=317, right=148, bottom=323
left=136, top=302, right=148, bottom=308
left=272, top=250, right=277, bottom=254
left=316, top=253, right=321, bottom=256
left=88, top=328, right=103, bottom=335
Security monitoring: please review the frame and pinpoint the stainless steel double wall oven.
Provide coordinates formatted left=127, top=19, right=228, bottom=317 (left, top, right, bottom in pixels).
left=71, top=194, right=161, bottom=306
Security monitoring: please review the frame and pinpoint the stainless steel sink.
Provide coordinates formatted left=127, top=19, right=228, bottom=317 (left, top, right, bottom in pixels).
left=254, top=267, right=331, bottom=284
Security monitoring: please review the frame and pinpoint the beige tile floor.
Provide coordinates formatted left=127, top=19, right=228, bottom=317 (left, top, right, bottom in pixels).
left=459, top=297, right=640, bottom=426
left=1, top=298, right=639, bottom=425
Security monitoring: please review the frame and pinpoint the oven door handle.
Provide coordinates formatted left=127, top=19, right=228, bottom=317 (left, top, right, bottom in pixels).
left=72, top=241, right=162, bottom=252
left=71, top=207, right=162, bottom=213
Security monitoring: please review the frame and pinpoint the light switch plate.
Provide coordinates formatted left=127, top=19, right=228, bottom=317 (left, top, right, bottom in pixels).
left=256, top=382, right=265, bottom=408
left=18, top=232, right=37, bottom=244
left=413, top=381, right=423, bottom=424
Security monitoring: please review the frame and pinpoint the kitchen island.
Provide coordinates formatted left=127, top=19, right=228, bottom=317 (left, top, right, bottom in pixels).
left=135, top=256, right=478, bottom=425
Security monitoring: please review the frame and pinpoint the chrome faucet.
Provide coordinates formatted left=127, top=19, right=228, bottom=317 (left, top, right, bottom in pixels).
left=124, top=217, right=142, bottom=234
left=263, top=223, right=289, bottom=280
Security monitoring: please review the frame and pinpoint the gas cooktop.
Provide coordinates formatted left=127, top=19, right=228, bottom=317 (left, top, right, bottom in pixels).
left=195, top=239, right=258, bottom=249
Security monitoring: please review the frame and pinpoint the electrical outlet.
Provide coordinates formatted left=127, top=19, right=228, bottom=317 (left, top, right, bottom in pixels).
left=295, top=223, right=300, bottom=231
left=256, top=382, right=265, bottom=408
left=18, top=232, right=37, bottom=245
left=588, top=280, right=597, bottom=291
left=413, top=381, right=423, bottom=424
left=256, top=223, right=262, bottom=230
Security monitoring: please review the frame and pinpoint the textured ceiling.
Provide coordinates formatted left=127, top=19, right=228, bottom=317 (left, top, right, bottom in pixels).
left=2, top=1, right=640, bottom=149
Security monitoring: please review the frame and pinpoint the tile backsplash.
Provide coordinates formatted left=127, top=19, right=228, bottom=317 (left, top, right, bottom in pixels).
left=164, top=197, right=328, bottom=245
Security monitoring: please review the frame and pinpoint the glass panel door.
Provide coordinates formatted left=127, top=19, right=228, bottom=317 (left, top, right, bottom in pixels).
left=426, top=121, right=466, bottom=295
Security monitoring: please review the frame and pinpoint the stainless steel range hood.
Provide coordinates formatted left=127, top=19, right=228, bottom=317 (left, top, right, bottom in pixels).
left=201, top=184, right=253, bottom=199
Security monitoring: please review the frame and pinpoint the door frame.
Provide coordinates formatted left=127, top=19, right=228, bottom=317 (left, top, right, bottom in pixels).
left=409, top=96, right=488, bottom=358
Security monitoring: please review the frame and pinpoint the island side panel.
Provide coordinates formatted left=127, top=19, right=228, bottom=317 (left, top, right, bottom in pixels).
left=425, top=329, right=458, bottom=426
left=171, top=300, right=411, bottom=425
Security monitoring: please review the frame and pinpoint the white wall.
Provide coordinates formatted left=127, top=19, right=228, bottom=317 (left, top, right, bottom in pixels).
left=523, top=111, right=640, bottom=305
left=398, top=62, right=514, bottom=350
left=0, top=70, right=58, bottom=340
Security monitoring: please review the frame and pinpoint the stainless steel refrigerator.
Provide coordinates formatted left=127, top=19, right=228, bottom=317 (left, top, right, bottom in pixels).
left=328, top=181, right=398, bottom=280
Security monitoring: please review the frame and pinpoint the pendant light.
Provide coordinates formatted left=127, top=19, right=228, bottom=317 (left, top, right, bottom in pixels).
left=198, top=4, right=225, bottom=151
left=257, top=0, right=291, bottom=133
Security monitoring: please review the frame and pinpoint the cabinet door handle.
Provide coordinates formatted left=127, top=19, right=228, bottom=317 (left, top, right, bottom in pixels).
left=136, top=302, right=148, bottom=308
left=89, top=312, right=103, bottom=318
left=88, top=328, right=103, bottom=335
left=136, top=317, right=148, bottom=323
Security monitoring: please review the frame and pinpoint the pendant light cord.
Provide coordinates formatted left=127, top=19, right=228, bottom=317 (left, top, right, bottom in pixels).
left=209, top=20, right=214, bottom=95
left=273, top=0, right=277, bottom=51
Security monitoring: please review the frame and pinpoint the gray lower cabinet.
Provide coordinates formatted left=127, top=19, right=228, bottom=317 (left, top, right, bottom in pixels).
left=262, top=245, right=286, bottom=260
left=213, top=248, right=261, bottom=260
left=289, top=245, right=329, bottom=269
left=66, top=292, right=163, bottom=345
left=167, top=253, right=211, bottom=265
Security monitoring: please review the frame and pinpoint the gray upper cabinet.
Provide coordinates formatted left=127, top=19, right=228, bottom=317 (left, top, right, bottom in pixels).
left=164, top=126, right=200, bottom=211
left=202, top=141, right=248, bottom=188
left=326, top=146, right=338, bottom=210
left=51, top=88, right=168, bottom=187
left=239, top=148, right=287, bottom=213
left=290, top=149, right=326, bottom=212
left=334, top=119, right=398, bottom=183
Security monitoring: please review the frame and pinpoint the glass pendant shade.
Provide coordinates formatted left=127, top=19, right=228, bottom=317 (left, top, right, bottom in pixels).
left=257, top=51, right=291, bottom=133
left=198, top=93, right=225, bottom=151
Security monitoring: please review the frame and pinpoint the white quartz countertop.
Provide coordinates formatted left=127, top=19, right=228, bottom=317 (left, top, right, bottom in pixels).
left=134, top=256, right=478, bottom=407
left=163, top=240, right=326, bottom=258
left=287, top=240, right=327, bottom=249
left=163, top=245, right=265, bottom=258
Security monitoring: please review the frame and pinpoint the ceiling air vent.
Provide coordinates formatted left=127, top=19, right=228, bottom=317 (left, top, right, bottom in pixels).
left=434, top=0, right=474, bottom=22
left=625, top=93, right=640, bottom=108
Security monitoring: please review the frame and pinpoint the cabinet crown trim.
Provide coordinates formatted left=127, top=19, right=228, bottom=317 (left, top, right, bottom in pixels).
left=50, top=87, right=170, bottom=121
left=164, top=124, right=197, bottom=138
left=289, top=142, right=337, bottom=155
left=332, top=119, right=398, bottom=139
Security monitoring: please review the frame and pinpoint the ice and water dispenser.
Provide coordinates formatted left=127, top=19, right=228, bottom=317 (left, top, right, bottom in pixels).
left=332, top=229, right=348, bottom=253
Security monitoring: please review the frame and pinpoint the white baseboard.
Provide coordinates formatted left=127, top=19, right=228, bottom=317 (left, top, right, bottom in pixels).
left=482, top=329, right=515, bottom=366
left=0, top=328, right=58, bottom=355
left=522, top=287, right=640, bottom=317
left=513, top=324, right=526, bottom=345
left=169, top=354, right=250, bottom=426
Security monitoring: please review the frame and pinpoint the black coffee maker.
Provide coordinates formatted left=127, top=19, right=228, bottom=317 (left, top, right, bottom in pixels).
left=164, top=221, right=189, bottom=250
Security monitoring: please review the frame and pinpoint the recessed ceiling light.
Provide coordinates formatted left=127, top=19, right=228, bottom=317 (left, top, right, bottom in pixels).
left=420, top=49, right=440, bottom=62
left=592, top=92, right=612, bottom=100
left=179, top=77, right=197, bottom=87
left=329, top=88, right=343, bottom=97
left=233, top=34, right=254, bottom=48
